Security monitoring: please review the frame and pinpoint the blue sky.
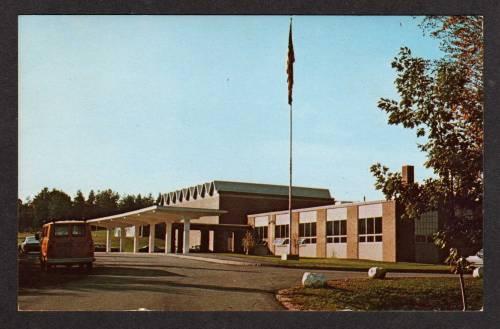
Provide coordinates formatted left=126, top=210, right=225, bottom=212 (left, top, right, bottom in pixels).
left=19, top=15, right=444, bottom=201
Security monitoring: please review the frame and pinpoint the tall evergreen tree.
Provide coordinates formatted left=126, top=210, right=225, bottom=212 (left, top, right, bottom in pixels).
left=86, top=189, right=97, bottom=219
left=72, top=190, right=86, bottom=219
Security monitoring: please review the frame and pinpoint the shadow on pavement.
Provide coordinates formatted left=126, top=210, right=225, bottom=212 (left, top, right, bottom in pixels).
left=96, top=262, right=261, bottom=274
left=19, top=261, right=184, bottom=291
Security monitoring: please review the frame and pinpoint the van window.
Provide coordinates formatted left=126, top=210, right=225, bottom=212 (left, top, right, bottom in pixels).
left=54, top=224, right=70, bottom=237
left=72, top=224, right=86, bottom=237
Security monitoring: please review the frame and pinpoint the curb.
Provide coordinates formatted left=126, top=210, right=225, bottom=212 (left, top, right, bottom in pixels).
left=190, top=255, right=449, bottom=274
left=259, top=263, right=449, bottom=274
left=166, top=254, right=260, bottom=266
left=168, top=255, right=449, bottom=274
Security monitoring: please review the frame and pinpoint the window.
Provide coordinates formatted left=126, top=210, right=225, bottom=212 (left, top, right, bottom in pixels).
left=358, top=217, right=382, bottom=242
left=274, top=224, right=289, bottom=247
left=72, top=224, right=86, bottom=237
left=54, top=224, right=69, bottom=237
left=255, top=226, right=268, bottom=243
left=415, top=211, right=439, bottom=244
left=326, top=219, right=347, bottom=243
left=275, top=224, right=289, bottom=239
left=274, top=225, right=289, bottom=245
left=415, top=234, right=435, bottom=244
left=299, top=222, right=316, bottom=244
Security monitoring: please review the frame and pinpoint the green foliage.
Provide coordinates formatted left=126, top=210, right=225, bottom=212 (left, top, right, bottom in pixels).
left=32, top=188, right=72, bottom=225
left=372, top=16, right=483, bottom=260
left=241, top=230, right=256, bottom=255
left=95, top=189, right=120, bottom=217
left=72, top=190, right=86, bottom=219
left=18, top=187, right=158, bottom=231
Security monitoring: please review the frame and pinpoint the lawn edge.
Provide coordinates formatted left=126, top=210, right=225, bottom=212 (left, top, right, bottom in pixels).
left=260, top=262, right=449, bottom=274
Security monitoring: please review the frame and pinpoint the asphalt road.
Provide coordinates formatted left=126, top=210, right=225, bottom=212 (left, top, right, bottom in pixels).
left=18, top=253, right=455, bottom=311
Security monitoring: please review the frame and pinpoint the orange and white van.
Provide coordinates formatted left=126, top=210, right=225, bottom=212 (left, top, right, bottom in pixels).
left=40, top=221, right=95, bottom=271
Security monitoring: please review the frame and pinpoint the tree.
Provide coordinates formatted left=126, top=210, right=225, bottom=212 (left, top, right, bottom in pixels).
left=118, top=194, right=137, bottom=212
left=31, top=188, right=73, bottom=226
left=372, top=17, right=483, bottom=311
left=72, top=190, right=86, bottom=219
left=86, top=190, right=97, bottom=219
left=18, top=198, right=34, bottom=232
left=241, top=230, right=256, bottom=255
left=95, top=189, right=120, bottom=217
left=372, top=16, right=483, bottom=260
left=47, top=189, right=73, bottom=220
left=31, top=187, right=50, bottom=228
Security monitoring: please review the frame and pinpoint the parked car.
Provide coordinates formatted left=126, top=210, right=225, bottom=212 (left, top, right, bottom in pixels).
left=138, top=245, right=165, bottom=253
left=39, top=221, right=95, bottom=271
left=93, top=243, right=106, bottom=252
left=19, top=235, right=40, bottom=254
left=466, top=248, right=483, bottom=268
left=189, top=245, right=201, bottom=253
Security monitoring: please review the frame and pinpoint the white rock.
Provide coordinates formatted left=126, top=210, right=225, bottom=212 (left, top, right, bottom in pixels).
left=368, top=267, right=387, bottom=279
left=301, top=272, right=327, bottom=288
left=473, top=267, right=483, bottom=279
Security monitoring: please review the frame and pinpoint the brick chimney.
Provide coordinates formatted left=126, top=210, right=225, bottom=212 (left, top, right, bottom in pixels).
left=402, top=165, right=414, bottom=185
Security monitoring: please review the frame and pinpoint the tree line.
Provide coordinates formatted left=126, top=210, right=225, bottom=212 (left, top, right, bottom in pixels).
left=18, top=188, right=158, bottom=232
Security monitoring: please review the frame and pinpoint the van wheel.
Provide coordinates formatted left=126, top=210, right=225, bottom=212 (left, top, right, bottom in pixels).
left=85, top=262, right=93, bottom=272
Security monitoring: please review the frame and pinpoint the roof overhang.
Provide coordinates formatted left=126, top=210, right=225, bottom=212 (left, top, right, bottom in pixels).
left=87, top=205, right=227, bottom=228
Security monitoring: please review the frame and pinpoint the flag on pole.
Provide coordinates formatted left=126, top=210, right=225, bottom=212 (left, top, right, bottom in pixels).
left=286, top=19, right=295, bottom=105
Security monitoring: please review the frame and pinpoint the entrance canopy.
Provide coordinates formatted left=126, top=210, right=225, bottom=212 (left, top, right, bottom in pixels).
left=87, top=205, right=227, bottom=229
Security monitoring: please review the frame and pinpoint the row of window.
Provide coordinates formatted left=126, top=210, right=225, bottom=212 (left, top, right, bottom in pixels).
left=259, top=217, right=383, bottom=245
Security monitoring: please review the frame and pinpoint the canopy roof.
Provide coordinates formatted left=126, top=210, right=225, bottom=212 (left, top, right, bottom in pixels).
left=87, top=205, right=227, bottom=228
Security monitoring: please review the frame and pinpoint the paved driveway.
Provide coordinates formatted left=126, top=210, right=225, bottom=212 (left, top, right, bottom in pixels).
left=18, top=253, right=453, bottom=311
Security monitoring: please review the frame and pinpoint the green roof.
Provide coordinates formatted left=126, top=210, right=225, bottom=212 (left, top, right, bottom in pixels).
left=160, top=180, right=333, bottom=205
left=213, top=180, right=331, bottom=199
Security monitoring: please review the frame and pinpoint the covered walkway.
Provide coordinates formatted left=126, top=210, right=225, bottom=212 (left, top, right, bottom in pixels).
left=87, top=205, right=227, bottom=254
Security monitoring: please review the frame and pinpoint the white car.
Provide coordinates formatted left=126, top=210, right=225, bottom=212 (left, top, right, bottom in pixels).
left=466, top=248, right=483, bottom=268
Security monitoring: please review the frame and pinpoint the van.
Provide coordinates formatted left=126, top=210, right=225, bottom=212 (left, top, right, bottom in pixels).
left=40, top=220, right=95, bottom=271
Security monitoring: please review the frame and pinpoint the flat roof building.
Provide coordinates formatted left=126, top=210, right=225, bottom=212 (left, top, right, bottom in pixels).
left=156, top=180, right=335, bottom=253
left=92, top=166, right=444, bottom=263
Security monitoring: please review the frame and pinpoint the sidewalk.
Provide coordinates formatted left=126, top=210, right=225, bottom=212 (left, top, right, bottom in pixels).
left=168, top=253, right=451, bottom=274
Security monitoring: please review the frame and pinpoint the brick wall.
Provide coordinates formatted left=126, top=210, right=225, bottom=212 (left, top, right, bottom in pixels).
left=382, top=201, right=397, bottom=262
left=346, top=205, right=359, bottom=259
left=316, top=209, right=327, bottom=258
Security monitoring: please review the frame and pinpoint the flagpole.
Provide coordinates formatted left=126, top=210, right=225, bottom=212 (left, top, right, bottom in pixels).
left=289, top=102, right=292, bottom=256
left=286, top=17, right=294, bottom=257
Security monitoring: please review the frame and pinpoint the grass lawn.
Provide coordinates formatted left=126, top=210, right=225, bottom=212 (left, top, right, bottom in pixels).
left=91, top=229, right=165, bottom=251
left=17, top=230, right=165, bottom=251
left=279, top=277, right=483, bottom=311
left=219, top=253, right=450, bottom=273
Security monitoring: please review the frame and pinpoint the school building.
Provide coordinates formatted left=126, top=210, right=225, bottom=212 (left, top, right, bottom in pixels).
left=95, top=165, right=443, bottom=263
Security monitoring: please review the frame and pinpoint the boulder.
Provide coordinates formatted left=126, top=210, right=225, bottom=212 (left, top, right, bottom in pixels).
left=473, top=267, right=483, bottom=279
left=301, top=272, right=327, bottom=288
left=368, top=267, right=387, bottom=279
